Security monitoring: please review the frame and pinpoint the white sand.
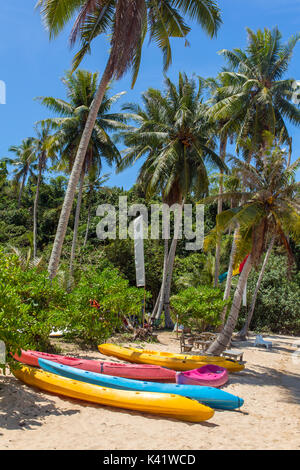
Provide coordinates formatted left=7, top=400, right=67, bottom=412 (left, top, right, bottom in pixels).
left=0, top=332, right=299, bottom=450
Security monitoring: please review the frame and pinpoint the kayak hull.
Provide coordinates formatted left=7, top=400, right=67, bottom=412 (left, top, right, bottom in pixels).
left=39, top=359, right=244, bottom=410
left=176, top=365, right=229, bottom=387
left=13, top=366, right=214, bottom=422
left=13, top=350, right=176, bottom=382
left=98, top=344, right=245, bottom=373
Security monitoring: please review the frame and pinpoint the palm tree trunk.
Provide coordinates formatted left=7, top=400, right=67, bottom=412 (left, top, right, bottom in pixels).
left=33, top=156, right=43, bottom=258
left=214, top=135, right=227, bottom=287
left=47, top=62, right=113, bottom=280
left=69, top=169, right=85, bottom=283
left=219, top=228, right=239, bottom=326
left=155, top=237, right=169, bottom=320
left=18, top=172, right=26, bottom=208
left=151, top=286, right=161, bottom=319
left=151, top=238, right=176, bottom=328
left=161, top=236, right=177, bottom=328
left=238, top=235, right=275, bottom=339
left=207, top=254, right=253, bottom=355
left=156, top=202, right=184, bottom=328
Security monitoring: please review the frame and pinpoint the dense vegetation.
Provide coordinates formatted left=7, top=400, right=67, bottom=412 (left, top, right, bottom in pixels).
left=1, top=1, right=300, bottom=367
left=1, top=162, right=299, bottom=369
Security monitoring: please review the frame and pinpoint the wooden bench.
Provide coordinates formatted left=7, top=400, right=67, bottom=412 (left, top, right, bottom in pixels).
left=221, top=349, right=244, bottom=362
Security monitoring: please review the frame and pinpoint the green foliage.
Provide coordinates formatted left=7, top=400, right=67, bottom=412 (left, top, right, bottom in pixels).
left=170, top=285, right=230, bottom=331
left=0, top=248, right=152, bottom=367
left=67, top=266, right=150, bottom=345
left=0, top=161, right=8, bottom=184
left=238, top=254, right=300, bottom=335
left=0, top=250, right=70, bottom=371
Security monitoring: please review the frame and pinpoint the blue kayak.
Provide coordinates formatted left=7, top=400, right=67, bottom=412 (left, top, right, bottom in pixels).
left=39, top=359, right=244, bottom=410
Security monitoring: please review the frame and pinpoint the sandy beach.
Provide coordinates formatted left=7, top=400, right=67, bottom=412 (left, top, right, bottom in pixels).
left=0, top=332, right=299, bottom=450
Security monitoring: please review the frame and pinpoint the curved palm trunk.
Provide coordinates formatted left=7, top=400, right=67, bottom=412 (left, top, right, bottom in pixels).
left=238, top=235, right=275, bottom=339
left=151, top=286, right=161, bottom=319
left=48, top=63, right=112, bottom=279
left=151, top=238, right=176, bottom=328
left=161, top=236, right=177, bottom=328
left=18, top=172, right=27, bottom=208
left=155, top=237, right=169, bottom=320
left=220, top=228, right=239, bottom=326
left=207, top=254, right=253, bottom=355
left=69, top=170, right=85, bottom=284
left=214, top=135, right=227, bottom=287
left=156, top=202, right=183, bottom=328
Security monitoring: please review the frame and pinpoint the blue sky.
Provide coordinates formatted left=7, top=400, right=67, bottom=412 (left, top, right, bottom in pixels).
left=0, top=0, right=299, bottom=189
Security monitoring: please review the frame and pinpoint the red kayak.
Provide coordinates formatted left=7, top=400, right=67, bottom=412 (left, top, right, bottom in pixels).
left=13, top=350, right=176, bottom=382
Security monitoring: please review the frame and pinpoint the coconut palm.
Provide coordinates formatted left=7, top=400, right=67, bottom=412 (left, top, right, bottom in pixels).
left=5, top=138, right=36, bottom=208
left=205, top=143, right=300, bottom=354
left=118, top=73, right=226, bottom=326
left=237, top=141, right=300, bottom=338
left=37, top=70, right=128, bottom=279
left=36, top=0, right=222, bottom=279
left=210, top=27, right=300, bottom=153
left=208, top=28, right=300, bottom=312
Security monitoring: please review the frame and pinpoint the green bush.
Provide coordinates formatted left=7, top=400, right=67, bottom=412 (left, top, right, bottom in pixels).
left=68, top=266, right=150, bottom=345
left=0, top=250, right=70, bottom=371
left=0, top=249, right=152, bottom=368
left=170, top=285, right=230, bottom=331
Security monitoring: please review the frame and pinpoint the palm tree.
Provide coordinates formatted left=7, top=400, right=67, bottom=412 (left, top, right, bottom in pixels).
left=5, top=138, right=36, bottom=208
left=207, top=27, right=300, bottom=316
left=205, top=144, right=300, bottom=354
left=209, top=27, right=300, bottom=153
left=37, top=70, right=128, bottom=279
left=36, top=0, right=222, bottom=279
left=237, top=141, right=300, bottom=339
left=118, top=73, right=226, bottom=326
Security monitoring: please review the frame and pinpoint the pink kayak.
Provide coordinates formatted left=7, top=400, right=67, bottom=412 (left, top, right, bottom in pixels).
left=176, top=364, right=228, bottom=387
left=13, top=350, right=176, bottom=382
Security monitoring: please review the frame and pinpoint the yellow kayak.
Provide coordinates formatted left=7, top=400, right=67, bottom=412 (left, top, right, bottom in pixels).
left=98, top=344, right=245, bottom=373
left=13, top=366, right=214, bottom=422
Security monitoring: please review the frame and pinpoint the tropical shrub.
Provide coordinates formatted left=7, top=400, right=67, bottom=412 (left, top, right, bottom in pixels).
left=0, top=250, right=70, bottom=371
left=170, top=285, right=230, bottom=331
left=68, top=266, right=150, bottom=345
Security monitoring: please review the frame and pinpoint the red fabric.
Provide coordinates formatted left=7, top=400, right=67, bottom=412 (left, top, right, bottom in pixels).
left=89, top=299, right=100, bottom=309
left=239, top=255, right=249, bottom=273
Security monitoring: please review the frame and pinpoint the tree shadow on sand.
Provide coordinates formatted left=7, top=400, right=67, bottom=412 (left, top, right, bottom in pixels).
left=0, top=376, right=80, bottom=431
left=0, top=376, right=218, bottom=432
left=226, top=362, right=300, bottom=405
